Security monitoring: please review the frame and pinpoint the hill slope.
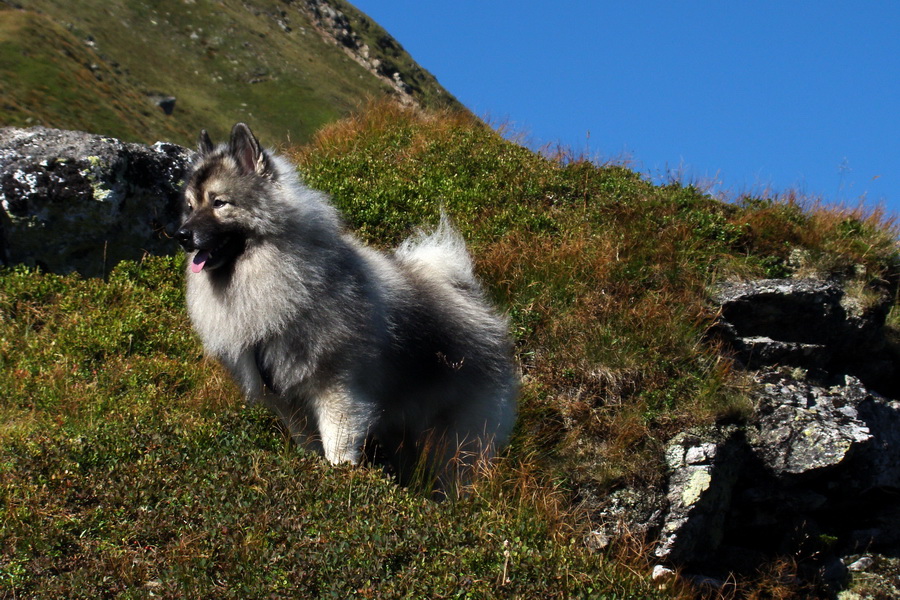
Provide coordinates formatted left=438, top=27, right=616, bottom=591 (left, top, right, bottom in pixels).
left=2, top=104, right=898, bottom=598
left=0, top=0, right=459, bottom=146
left=2, top=2, right=899, bottom=593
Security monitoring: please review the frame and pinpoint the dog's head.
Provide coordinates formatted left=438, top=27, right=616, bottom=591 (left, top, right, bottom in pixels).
left=177, top=123, right=275, bottom=274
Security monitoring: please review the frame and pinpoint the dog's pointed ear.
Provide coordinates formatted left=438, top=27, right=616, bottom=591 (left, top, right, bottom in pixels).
left=228, top=122, right=273, bottom=177
left=197, top=129, right=214, bottom=156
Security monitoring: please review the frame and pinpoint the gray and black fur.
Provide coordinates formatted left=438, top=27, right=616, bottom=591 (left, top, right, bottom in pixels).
left=177, top=123, right=518, bottom=486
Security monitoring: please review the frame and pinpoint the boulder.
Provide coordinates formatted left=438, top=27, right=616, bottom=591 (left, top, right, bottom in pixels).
left=643, top=275, right=900, bottom=592
left=713, top=277, right=896, bottom=396
left=651, top=369, right=900, bottom=588
left=654, top=427, right=745, bottom=565
left=751, top=370, right=872, bottom=476
left=713, top=278, right=890, bottom=370
left=0, top=126, right=191, bottom=277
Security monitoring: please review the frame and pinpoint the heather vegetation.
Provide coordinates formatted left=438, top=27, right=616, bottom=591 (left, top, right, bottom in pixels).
left=1, top=103, right=898, bottom=598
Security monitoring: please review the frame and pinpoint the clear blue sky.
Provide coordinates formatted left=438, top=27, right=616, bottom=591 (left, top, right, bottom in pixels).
left=352, top=1, right=900, bottom=218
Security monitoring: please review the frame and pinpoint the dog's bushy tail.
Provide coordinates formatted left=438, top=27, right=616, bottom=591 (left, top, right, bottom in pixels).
left=395, top=213, right=479, bottom=291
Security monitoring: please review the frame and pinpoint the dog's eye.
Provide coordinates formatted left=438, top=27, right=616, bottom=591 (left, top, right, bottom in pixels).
left=207, top=192, right=228, bottom=208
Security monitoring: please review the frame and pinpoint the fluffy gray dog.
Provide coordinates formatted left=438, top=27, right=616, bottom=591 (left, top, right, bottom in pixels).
left=176, top=123, right=518, bottom=487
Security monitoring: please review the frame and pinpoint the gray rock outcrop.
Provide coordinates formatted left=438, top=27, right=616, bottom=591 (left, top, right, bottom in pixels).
left=752, top=370, right=872, bottom=476
left=644, top=277, right=900, bottom=593
left=301, top=0, right=417, bottom=103
left=653, top=372, right=900, bottom=590
left=0, top=127, right=191, bottom=277
left=654, top=427, right=745, bottom=565
left=713, top=278, right=891, bottom=377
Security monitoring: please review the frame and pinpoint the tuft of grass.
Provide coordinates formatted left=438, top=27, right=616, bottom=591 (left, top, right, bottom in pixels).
left=732, top=192, right=900, bottom=283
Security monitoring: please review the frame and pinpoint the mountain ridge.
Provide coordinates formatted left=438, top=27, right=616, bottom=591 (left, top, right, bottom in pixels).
left=0, top=0, right=460, bottom=147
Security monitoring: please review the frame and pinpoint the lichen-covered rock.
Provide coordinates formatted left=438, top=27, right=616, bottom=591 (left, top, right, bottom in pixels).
left=654, top=427, right=745, bottom=565
left=715, top=279, right=844, bottom=345
left=0, top=126, right=191, bottom=277
left=713, top=278, right=891, bottom=372
left=751, top=370, right=872, bottom=476
left=640, top=277, right=899, bottom=591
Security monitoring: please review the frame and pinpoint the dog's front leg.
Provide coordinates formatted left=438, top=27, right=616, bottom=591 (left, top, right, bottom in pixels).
left=229, top=349, right=324, bottom=454
left=313, top=389, right=371, bottom=465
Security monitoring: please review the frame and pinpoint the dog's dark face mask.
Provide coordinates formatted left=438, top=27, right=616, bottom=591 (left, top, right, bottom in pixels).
left=176, top=123, right=273, bottom=273
left=176, top=212, right=246, bottom=274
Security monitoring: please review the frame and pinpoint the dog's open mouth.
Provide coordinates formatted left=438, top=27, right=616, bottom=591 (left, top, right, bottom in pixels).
left=191, top=250, right=211, bottom=273
left=189, top=235, right=245, bottom=274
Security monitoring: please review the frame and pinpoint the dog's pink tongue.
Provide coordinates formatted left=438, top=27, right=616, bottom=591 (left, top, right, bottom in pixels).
left=191, top=251, right=210, bottom=273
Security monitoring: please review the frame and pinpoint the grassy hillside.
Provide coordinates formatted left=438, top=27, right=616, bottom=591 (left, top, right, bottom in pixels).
left=0, top=9, right=191, bottom=144
left=1, top=104, right=898, bottom=597
left=0, top=0, right=459, bottom=146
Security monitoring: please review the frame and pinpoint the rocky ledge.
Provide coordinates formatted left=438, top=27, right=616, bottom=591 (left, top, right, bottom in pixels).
left=0, top=127, right=191, bottom=277
left=650, top=278, right=899, bottom=595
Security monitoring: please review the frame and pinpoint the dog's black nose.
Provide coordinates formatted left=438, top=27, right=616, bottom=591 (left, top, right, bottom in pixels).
left=175, top=228, right=195, bottom=251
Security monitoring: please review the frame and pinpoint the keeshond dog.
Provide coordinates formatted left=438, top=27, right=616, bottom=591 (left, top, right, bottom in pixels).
left=176, top=123, right=518, bottom=488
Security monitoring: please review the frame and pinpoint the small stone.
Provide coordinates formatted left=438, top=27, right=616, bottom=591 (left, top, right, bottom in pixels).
left=584, top=529, right=611, bottom=551
left=847, top=556, right=874, bottom=572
